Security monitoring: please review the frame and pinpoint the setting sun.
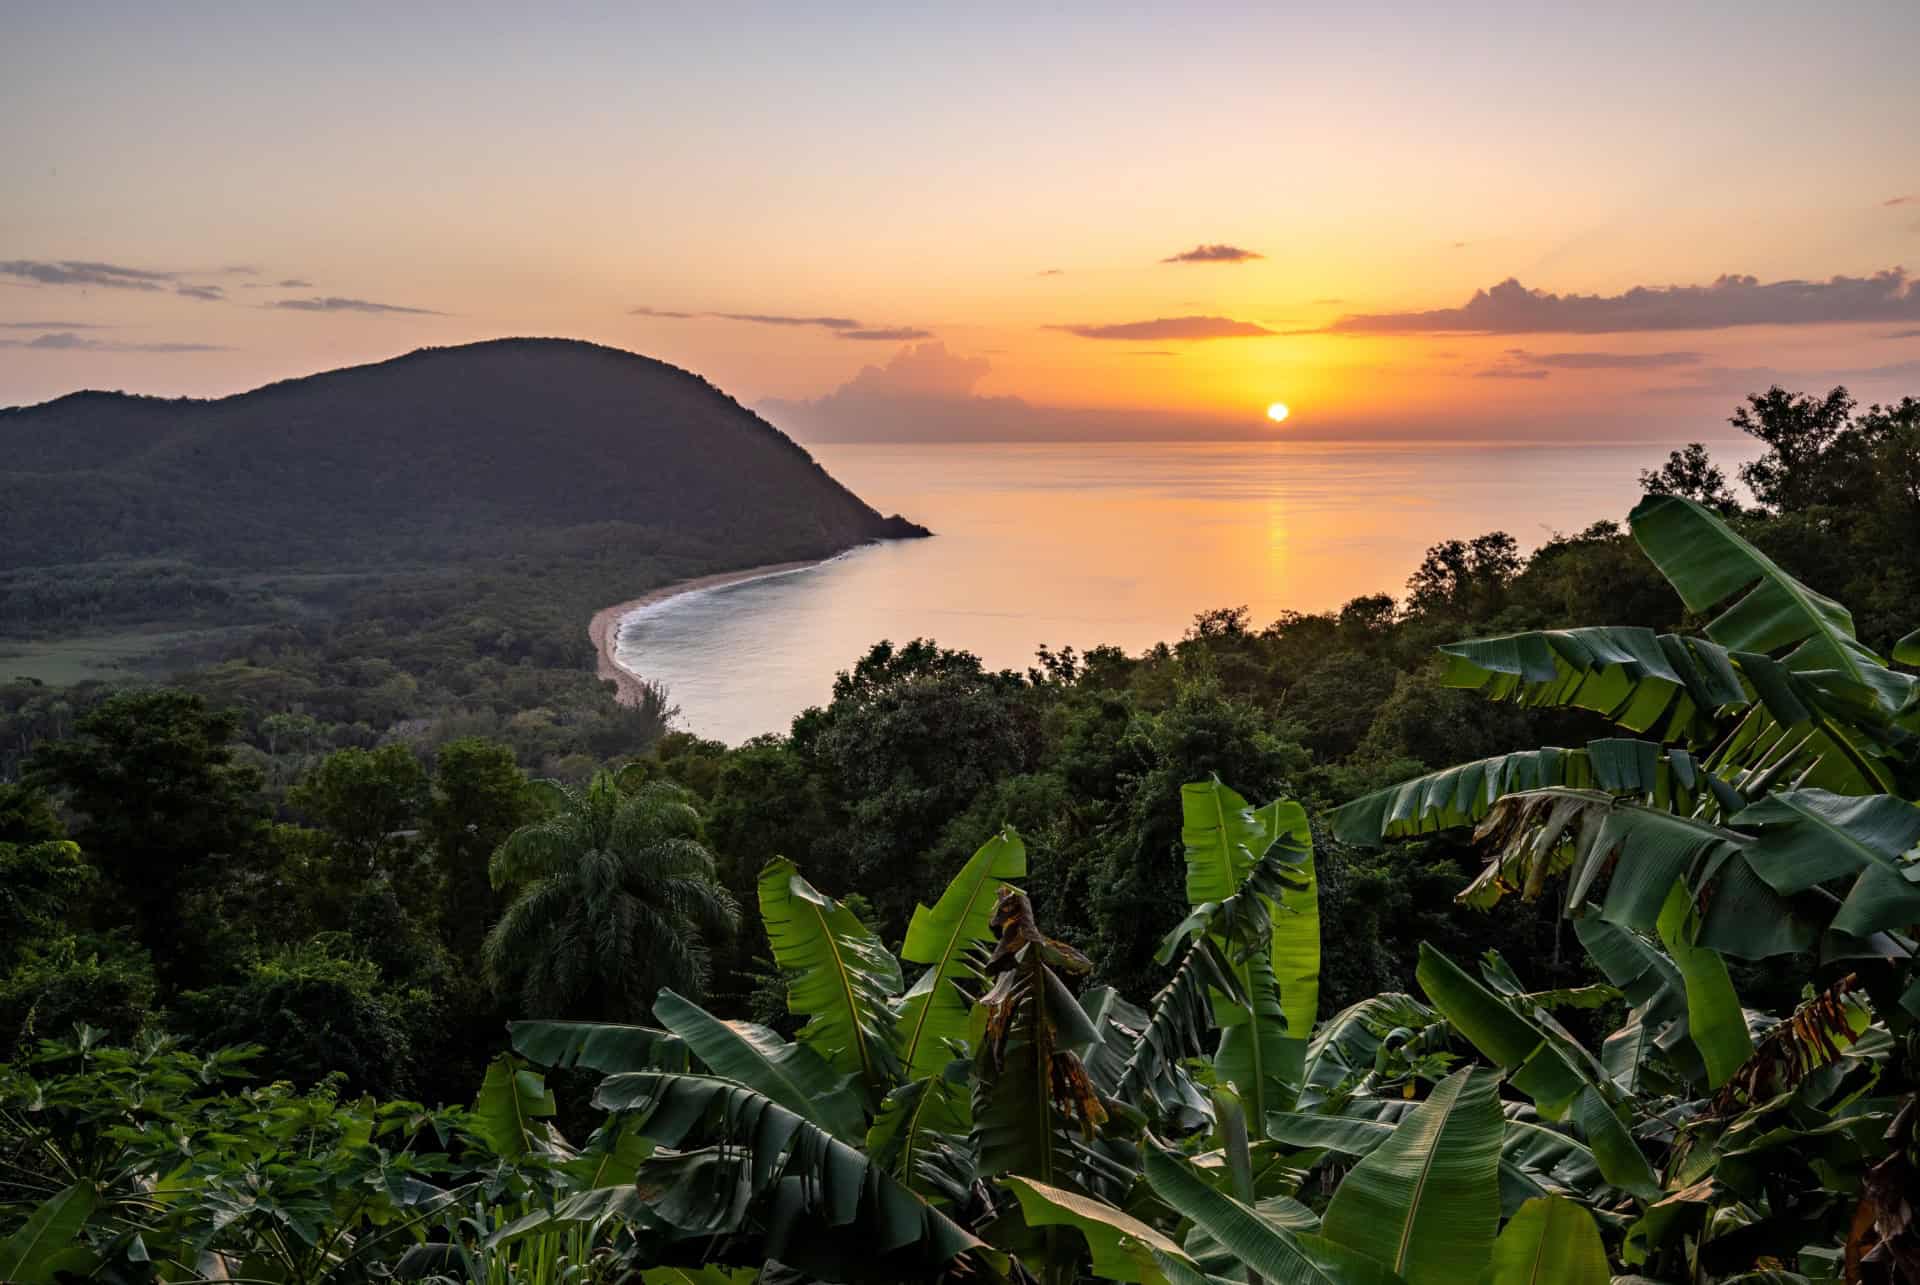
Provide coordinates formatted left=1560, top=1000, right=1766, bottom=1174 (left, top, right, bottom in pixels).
left=1266, top=402, right=1290, bottom=423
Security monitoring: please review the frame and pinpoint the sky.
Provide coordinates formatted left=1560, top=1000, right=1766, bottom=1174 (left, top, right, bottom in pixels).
left=3, top=0, right=1919, bottom=440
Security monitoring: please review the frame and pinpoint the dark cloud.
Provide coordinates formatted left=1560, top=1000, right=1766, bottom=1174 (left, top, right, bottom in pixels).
left=630, top=306, right=929, bottom=337
left=1888, top=328, right=1920, bottom=339
left=715, top=312, right=860, bottom=330
left=1507, top=348, right=1705, bottom=369
left=1886, top=195, right=1916, bottom=207
left=0, top=320, right=113, bottom=330
left=1049, top=315, right=1277, bottom=341
left=0, top=331, right=226, bottom=352
left=840, top=327, right=933, bottom=341
left=1328, top=268, right=1920, bottom=335
left=268, top=296, right=443, bottom=315
left=0, top=259, right=173, bottom=290
left=175, top=284, right=225, bottom=302
left=1474, top=367, right=1551, bottom=379
left=242, top=278, right=315, bottom=290
left=1162, top=244, right=1263, bottom=264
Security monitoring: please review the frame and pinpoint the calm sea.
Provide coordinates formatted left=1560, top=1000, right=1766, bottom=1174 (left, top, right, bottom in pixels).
left=613, top=439, right=1758, bottom=744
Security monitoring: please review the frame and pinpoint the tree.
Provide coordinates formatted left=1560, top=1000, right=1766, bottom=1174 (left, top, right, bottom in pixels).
left=483, top=771, right=738, bottom=1021
left=425, top=738, right=537, bottom=968
left=1405, top=531, right=1522, bottom=618
left=25, top=689, right=268, bottom=984
left=288, top=744, right=429, bottom=878
left=1732, top=384, right=1862, bottom=513
left=1638, top=440, right=1740, bottom=515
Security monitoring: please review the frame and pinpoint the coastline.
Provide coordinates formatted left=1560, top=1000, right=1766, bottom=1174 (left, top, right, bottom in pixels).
left=589, top=559, right=825, bottom=707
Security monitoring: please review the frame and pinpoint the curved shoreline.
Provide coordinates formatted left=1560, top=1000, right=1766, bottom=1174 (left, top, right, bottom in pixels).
left=589, top=559, right=826, bottom=707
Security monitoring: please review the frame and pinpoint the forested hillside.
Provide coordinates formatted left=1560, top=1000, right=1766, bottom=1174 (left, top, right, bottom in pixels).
left=0, top=337, right=926, bottom=569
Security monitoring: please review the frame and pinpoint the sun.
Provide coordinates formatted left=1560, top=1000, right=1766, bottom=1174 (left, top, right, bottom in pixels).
left=1266, top=402, right=1290, bottom=423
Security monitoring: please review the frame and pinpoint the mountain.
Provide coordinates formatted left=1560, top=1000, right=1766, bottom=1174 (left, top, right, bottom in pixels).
left=0, top=338, right=928, bottom=571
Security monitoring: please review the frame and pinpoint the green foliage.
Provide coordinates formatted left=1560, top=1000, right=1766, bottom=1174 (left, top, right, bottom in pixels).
left=483, top=771, right=738, bottom=1020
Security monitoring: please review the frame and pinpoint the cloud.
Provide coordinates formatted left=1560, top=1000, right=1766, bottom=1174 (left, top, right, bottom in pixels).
left=241, top=278, right=314, bottom=290
left=1328, top=268, right=1920, bottom=334
left=1886, top=195, right=1916, bottom=207
left=0, top=259, right=175, bottom=290
left=839, top=327, right=933, bottom=341
left=1049, top=315, right=1277, bottom=341
left=0, top=320, right=113, bottom=330
left=1506, top=348, right=1705, bottom=369
left=714, top=312, right=860, bottom=329
left=1888, top=327, right=1920, bottom=339
left=0, top=331, right=227, bottom=352
left=1036, top=268, right=1064, bottom=277
left=1162, top=243, right=1263, bottom=264
left=268, top=296, right=443, bottom=315
left=1474, top=367, right=1551, bottom=380
left=1126, top=350, right=1179, bottom=357
left=175, top=283, right=224, bottom=302
left=629, top=306, right=929, bottom=337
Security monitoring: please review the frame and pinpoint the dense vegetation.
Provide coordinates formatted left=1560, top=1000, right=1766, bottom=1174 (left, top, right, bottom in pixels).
left=1, top=383, right=1917, bottom=1281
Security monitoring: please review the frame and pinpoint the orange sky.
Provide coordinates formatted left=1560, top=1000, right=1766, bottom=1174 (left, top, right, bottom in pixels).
left=3, top=3, right=1919, bottom=438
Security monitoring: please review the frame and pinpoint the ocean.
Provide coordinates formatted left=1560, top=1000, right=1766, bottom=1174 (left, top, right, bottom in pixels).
left=612, top=439, right=1759, bottom=744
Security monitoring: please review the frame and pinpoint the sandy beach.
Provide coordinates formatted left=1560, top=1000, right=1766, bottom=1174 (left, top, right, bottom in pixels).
left=589, top=560, right=823, bottom=706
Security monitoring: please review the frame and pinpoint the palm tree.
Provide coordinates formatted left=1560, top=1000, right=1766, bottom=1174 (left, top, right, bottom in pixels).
left=482, top=769, right=738, bottom=1020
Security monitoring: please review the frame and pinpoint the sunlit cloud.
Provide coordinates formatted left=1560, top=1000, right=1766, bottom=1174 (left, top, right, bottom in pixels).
left=630, top=306, right=926, bottom=338
left=268, top=296, right=444, bottom=315
left=1507, top=348, right=1705, bottom=369
left=0, top=331, right=227, bottom=352
left=840, top=327, right=933, bottom=341
left=1329, top=268, right=1920, bottom=334
left=0, top=320, right=114, bottom=330
left=1161, top=244, right=1263, bottom=264
left=1, top=259, right=174, bottom=290
left=1049, top=315, right=1277, bottom=340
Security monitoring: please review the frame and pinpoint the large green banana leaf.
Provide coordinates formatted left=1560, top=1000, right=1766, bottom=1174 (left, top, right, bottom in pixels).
left=1263, top=800, right=1321, bottom=1100
left=1143, top=1144, right=1408, bottom=1285
left=1115, top=940, right=1236, bottom=1130
left=1572, top=917, right=1706, bottom=1088
left=507, top=1019, right=688, bottom=1074
left=0, top=1182, right=96, bottom=1285
left=1181, top=778, right=1279, bottom=904
left=1631, top=493, right=1915, bottom=789
left=1485, top=1196, right=1609, bottom=1285
left=1176, top=781, right=1313, bottom=1119
left=593, top=1071, right=998, bottom=1282
left=866, top=1066, right=973, bottom=1199
left=758, top=857, right=903, bottom=1099
left=1318, top=1068, right=1503, bottom=1285
left=1652, top=883, right=1752, bottom=1089
left=1332, top=739, right=1738, bottom=849
left=1415, top=944, right=1661, bottom=1200
left=652, top=988, right=866, bottom=1140
left=1296, top=992, right=1437, bottom=1107
left=897, top=828, right=1027, bottom=1080
left=471, top=1055, right=562, bottom=1161
left=1003, top=1176, right=1193, bottom=1285
left=1732, top=789, right=1920, bottom=939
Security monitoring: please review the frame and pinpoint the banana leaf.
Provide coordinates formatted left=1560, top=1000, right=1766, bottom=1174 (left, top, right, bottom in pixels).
left=897, top=828, right=1027, bottom=1080
left=1485, top=1195, right=1609, bottom=1285
left=758, top=857, right=903, bottom=1101
left=507, top=1019, right=688, bottom=1074
left=1143, top=1144, right=1407, bottom=1285
left=593, top=1070, right=998, bottom=1282
left=470, top=1055, right=562, bottom=1161
left=1319, top=1068, right=1503, bottom=1285
left=1003, top=1176, right=1192, bottom=1284
left=652, top=988, right=866, bottom=1140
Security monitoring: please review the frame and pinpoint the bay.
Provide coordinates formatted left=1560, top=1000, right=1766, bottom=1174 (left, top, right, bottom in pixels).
left=613, top=439, right=1757, bottom=744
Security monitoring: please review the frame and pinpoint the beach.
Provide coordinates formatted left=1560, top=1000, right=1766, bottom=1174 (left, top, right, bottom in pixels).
left=589, top=560, right=824, bottom=706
